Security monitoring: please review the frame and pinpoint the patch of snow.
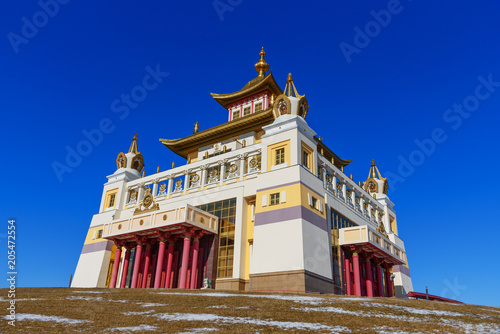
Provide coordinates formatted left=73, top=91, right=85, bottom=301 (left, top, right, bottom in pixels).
left=206, top=305, right=249, bottom=310
left=6, top=313, right=91, bottom=325
left=73, top=291, right=104, bottom=294
left=155, top=291, right=324, bottom=305
left=13, top=298, right=45, bottom=301
left=139, top=302, right=168, bottom=307
left=363, top=302, right=465, bottom=317
left=334, top=297, right=374, bottom=301
left=177, top=328, right=219, bottom=333
left=295, top=306, right=359, bottom=316
left=149, top=312, right=349, bottom=332
left=479, top=307, right=500, bottom=314
left=110, top=324, right=157, bottom=332
left=294, top=306, right=420, bottom=321
left=109, top=299, right=130, bottom=303
left=440, top=318, right=500, bottom=333
left=371, top=325, right=425, bottom=334
left=122, top=310, right=155, bottom=316
left=66, top=296, right=103, bottom=302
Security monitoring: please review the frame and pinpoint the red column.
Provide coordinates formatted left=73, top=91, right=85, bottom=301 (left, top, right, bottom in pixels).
left=352, top=252, right=361, bottom=296
left=190, top=238, right=200, bottom=289
left=385, top=266, right=393, bottom=297
left=179, top=235, right=191, bottom=289
left=365, top=259, right=374, bottom=297
left=131, top=244, right=143, bottom=288
left=344, top=257, right=351, bottom=295
left=154, top=240, right=166, bottom=289
left=141, top=246, right=152, bottom=288
left=164, top=242, right=175, bottom=289
left=376, top=265, right=383, bottom=297
left=109, top=246, right=122, bottom=288
left=120, top=249, right=131, bottom=288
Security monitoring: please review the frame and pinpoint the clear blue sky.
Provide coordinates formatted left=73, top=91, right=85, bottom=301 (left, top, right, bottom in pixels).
left=1, top=1, right=499, bottom=307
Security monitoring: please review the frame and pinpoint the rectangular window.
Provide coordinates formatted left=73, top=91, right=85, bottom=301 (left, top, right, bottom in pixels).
left=267, top=140, right=290, bottom=171
left=103, top=189, right=118, bottom=211
left=243, top=106, right=251, bottom=116
left=275, top=148, right=285, bottom=165
left=302, top=151, right=310, bottom=169
left=254, top=102, right=262, bottom=112
left=232, top=109, right=240, bottom=120
left=331, top=209, right=358, bottom=230
left=311, top=196, right=317, bottom=208
left=108, top=194, right=116, bottom=207
left=301, top=142, right=314, bottom=173
left=97, top=229, right=103, bottom=239
left=270, top=193, right=280, bottom=205
left=198, top=198, right=236, bottom=279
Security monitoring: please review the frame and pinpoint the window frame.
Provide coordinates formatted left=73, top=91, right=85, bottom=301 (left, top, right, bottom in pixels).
left=232, top=109, right=240, bottom=120
left=275, top=148, right=285, bottom=165
left=108, top=194, right=116, bottom=208
left=243, top=106, right=251, bottom=116
left=270, top=192, right=280, bottom=206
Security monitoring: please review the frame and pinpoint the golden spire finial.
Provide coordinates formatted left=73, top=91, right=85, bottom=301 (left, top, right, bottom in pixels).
left=284, top=73, right=302, bottom=97
left=367, top=159, right=385, bottom=180
left=255, top=47, right=269, bottom=77
left=194, top=122, right=199, bottom=134
left=128, top=133, right=139, bottom=154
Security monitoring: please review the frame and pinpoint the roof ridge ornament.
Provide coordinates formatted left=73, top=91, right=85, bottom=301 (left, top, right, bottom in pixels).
left=283, top=73, right=303, bottom=98
left=254, top=47, right=269, bottom=77
left=365, top=159, right=389, bottom=195
left=128, top=133, right=139, bottom=154
left=368, top=159, right=384, bottom=180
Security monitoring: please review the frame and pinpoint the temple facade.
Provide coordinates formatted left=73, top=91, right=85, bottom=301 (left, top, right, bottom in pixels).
left=72, top=48, right=413, bottom=297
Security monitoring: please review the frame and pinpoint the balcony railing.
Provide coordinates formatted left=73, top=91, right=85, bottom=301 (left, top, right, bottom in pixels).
left=339, top=225, right=405, bottom=265
left=103, top=204, right=219, bottom=239
left=122, top=146, right=262, bottom=209
left=318, top=156, right=384, bottom=230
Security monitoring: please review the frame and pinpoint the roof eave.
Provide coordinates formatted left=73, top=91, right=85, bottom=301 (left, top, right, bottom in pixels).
left=210, top=72, right=283, bottom=109
left=159, top=108, right=274, bottom=158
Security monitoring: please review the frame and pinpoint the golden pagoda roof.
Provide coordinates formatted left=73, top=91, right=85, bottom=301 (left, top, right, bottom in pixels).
left=159, top=107, right=275, bottom=159
left=210, top=72, right=282, bottom=109
left=210, top=48, right=282, bottom=109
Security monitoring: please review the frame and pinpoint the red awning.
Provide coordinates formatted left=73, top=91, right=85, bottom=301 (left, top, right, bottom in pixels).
left=405, top=291, right=463, bottom=304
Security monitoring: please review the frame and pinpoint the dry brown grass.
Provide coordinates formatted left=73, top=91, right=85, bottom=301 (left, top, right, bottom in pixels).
left=0, top=288, right=499, bottom=333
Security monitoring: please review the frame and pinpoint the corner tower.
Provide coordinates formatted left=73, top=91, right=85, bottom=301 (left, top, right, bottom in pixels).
left=72, top=134, right=145, bottom=288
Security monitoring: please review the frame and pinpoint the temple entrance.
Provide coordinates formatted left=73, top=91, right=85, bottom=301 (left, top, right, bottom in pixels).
left=103, top=204, right=219, bottom=290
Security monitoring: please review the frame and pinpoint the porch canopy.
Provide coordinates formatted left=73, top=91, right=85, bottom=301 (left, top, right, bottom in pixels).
left=102, top=204, right=218, bottom=242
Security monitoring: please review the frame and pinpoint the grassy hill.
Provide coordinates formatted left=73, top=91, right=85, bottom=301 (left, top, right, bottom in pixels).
left=1, top=288, right=499, bottom=333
